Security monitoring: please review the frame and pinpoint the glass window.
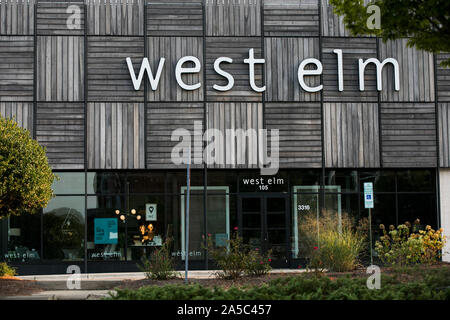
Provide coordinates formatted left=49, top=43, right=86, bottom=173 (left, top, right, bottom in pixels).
left=359, top=170, right=395, bottom=193
left=397, top=194, right=437, bottom=229
left=325, top=170, right=358, bottom=193
left=289, top=170, right=321, bottom=189
left=52, top=172, right=85, bottom=195
left=292, top=192, right=320, bottom=258
left=208, top=170, right=237, bottom=193
left=87, top=172, right=126, bottom=195
left=397, top=170, right=434, bottom=192
left=324, top=193, right=360, bottom=218
left=206, top=192, right=234, bottom=250
left=87, top=196, right=126, bottom=261
left=165, top=170, right=205, bottom=194
left=128, top=172, right=166, bottom=194
left=43, top=196, right=85, bottom=261
left=2, top=213, right=41, bottom=262
left=127, top=195, right=167, bottom=261
left=180, top=192, right=204, bottom=261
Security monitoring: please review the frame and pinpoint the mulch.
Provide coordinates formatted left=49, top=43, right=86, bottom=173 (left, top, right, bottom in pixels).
left=0, top=276, right=43, bottom=297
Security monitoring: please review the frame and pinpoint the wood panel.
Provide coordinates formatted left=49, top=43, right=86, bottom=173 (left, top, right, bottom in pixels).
left=37, top=36, right=84, bottom=102
left=0, top=36, right=33, bottom=102
left=146, top=103, right=203, bottom=169
left=37, top=1, right=85, bottom=35
left=205, top=0, right=261, bottom=36
left=263, top=0, right=319, bottom=36
left=206, top=37, right=262, bottom=102
left=86, top=0, right=144, bottom=35
left=324, top=103, right=380, bottom=168
left=322, top=38, right=378, bottom=102
left=87, top=36, right=144, bottom=102
left=36, top=103, right=84, bottom=169
left=206, top=102, right=262, bottom=169
left=87, top=103, right=145, bottom=169
left=147, top=37, right=203, bottom=102
left=0, top=0, right=35, bottom=35
left=147, top=0, right=203, bottom=36
left=436, top=54, right=450, bottom=102
left=0, top=102, right=33, bottom=131
left=439, top=103, right=450, bottom=167
left=381, top=103, right=437, bottom=167
left=265, top=37, right=320, bottom=102
left=266, top=103, right=322, bottom=168
left=379, top=39, right=435, bottom=102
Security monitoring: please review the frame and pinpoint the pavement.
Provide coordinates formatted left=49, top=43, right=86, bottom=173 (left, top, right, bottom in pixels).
left=1, top=269, right=307, bottom=300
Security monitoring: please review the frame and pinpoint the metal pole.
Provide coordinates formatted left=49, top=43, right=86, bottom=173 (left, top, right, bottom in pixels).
left=185, top=147, right=191, bottom=284
left=369, top=208, right=373, bottom=265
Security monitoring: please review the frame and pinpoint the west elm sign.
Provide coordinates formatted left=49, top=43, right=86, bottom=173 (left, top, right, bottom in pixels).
left=126, top=48, right=400, bottom=93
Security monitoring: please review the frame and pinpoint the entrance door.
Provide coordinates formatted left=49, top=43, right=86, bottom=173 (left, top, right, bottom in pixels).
left=239, top=194, right=289, bottom=267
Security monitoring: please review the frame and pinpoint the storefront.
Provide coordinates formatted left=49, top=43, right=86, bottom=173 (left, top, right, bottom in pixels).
left=0, top=0, right=448, bottom=274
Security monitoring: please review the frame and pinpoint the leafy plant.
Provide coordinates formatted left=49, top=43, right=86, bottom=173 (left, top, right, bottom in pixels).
left=0, top=116, right=55, bottom=219
left=0, top=262, right=17, bottom=277
left=138, top=237, right=177, bottom=280
left=330, top=0, right=450, bottom=67
left=375, top=220, right=447, bottom=266
left=204, top=229, right=272, bottom=279
left=299, top=210, right=367, bottom=272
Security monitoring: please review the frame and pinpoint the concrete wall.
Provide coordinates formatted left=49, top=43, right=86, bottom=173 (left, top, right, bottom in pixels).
left=440, top=170, right=450, bottom=262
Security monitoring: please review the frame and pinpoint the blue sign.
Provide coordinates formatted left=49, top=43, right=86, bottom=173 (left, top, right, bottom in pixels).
left=364, top=182, right=374, bottom=209
left=94, top=218, right=118, bottom=244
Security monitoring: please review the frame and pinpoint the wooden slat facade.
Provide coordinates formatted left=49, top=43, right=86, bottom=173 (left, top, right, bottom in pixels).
left=37, top=36, right=84, bottom=101
left=266, top=103, right=322, bottom=168
left=86, top=0, right=144, bottom=36
left=206, top=37, right=262, bottom=102
left=36, top=103, right=84, bottom=169
left=381, top=103, right=437, bottom=168
left=206, top=102, right=263, bottom=169
left=147, top=103, right=203, bottom=169
left=87, top=102, right=145, bottom=169
left=36, top=1, right=85, bottom=36
left=324, top=103, right=380, bottom=168
left=147, top=0, right=203, bottom=36
left=0, top=36, right=34, bottom=102
left=439, top=103, right=450, bottom=168
left=147, top=37, right=203, bottom=102
left=263, top=0, right=319, bottom=37
left=87, top=36, right=144, bottom=102
left=205, top=0, right=261, bottom=36
left=0, top=0, right=35, bottom=35
left=265, top=37, right=320, bottom=102
left=379, top=39, right=435, bottom=102
left=436, top=54, right=450, bottom=102
left=322, top=38, right=378, bottom=102
left=0, top=102, right=33, bottom=131
left=320, top=0, right=351, bottom=37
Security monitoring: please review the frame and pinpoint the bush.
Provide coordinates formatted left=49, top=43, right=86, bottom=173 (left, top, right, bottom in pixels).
left=0, top=262, right=17, bottom=277
left=205, top=229, right=272, bottom=279
left=108, top=267, right=450, bottom=300
left=375, top=219, right=446, bottom=266
left=299, top=210, right=367, bottom=272
left=138, top=237, right=177, bottom=280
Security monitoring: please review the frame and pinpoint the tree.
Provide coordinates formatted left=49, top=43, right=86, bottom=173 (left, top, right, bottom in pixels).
left=330, top=0, right=450, bottom=66
left=0, top=116, right=55, bottom=219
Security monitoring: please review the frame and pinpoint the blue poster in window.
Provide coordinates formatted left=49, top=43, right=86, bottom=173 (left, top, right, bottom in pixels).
left=94, top=218, right=118, bottom=244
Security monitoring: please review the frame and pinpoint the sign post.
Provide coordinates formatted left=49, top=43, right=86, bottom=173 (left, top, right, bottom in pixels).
left=364, top=182, right=374, bottom=265
left=185, top=147, right=191, bottom=284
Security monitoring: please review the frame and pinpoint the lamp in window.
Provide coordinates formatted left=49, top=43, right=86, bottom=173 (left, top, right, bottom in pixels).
left=114, top=208, right=139, bottom=223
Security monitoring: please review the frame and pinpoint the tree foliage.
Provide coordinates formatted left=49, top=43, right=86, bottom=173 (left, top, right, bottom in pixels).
left=330, top=0, right=450, bottom=66
left=0, top=116, right=55, bottom=219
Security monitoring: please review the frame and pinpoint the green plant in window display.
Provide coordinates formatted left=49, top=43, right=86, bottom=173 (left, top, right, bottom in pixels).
left=0, top=116, right=55, bottom=219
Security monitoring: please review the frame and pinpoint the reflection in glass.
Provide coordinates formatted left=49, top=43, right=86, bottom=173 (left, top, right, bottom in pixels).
left=52, top=172, right=85, bottom=195
left=325, top=170, right=358, bottom=192
left=43, top=196, right=85, bottom=261
left=359, top=170, right=395, bottom=192
left=397, top=170, right=434, bottom=192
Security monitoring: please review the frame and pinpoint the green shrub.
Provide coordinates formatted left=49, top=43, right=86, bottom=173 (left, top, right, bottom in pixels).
left=107, top=268, right=450, bottom=300
left=137, top=237, right=177, bottom=280
left=205, top=230, right=272, bottom=279
left=0, top=262, right=17, bottom=277
left=375, top=220, right=446, bottom=266
left=299, top=210, right=367, bottom=272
